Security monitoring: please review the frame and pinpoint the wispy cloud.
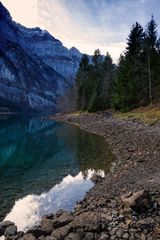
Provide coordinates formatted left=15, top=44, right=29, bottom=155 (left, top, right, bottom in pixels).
left=37, top=0, right=160, bottom=62
left=1, top=0, right=160, bottom=63
left=1, top=0, right=38, bottom=27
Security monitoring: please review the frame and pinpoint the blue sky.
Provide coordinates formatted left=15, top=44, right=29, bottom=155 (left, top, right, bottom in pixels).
left=2, top=0, right=160, bottom=62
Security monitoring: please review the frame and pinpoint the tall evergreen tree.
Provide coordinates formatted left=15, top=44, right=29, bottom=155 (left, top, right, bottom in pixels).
left=143, top=16, right=159, bottom=102
left=76, top=50, right=114, bottom=112
left=76, top=54, right=90, bottom=110
left=113, top=22, right=145, bottom=110
left=101, top=52, right=114, bottom=107
left=88, top=50, right=114, bottom=111
left=88, top=49, right=103, bottom=111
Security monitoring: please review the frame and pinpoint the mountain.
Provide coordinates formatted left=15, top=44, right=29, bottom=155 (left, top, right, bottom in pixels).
left=0, top=2, right=82, bottom=112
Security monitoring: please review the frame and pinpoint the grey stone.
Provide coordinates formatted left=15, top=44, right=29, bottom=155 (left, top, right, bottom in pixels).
left=141, top=233, right=146, bottom=240
left=65, top=233, right=81, bottom=240
left=51, top=225, right=71, bottom=239
left=0, top=221, right=15, bottom=237
left=123, top=232, right=129, bottom=239
left=53, top=212, right=73, bottom=229
left=76, top=229, right=83, bottom=238
left=122, top=190, right=152, bottom=213
left=38, top=236, right=45, bottom=240
left=19, top=233, right=36, bottom=240
left=136, top=218, right=154, bottom=229
left=0, top=221, right=14, bottom=228
left=26, top=228, right=50, bottom=238
left=41, top=218, right=53, bottom=233
left=71, top=212, right=101, bottom=232
left=4, top=225, right=17, bottom=237
left=45, top=236, right=57, bottom=240
left=17, top=231, right=25, bottom=239
left=116, top=229, right=123, bottom=238
left=155, top=216, right=160, bottom=223
left=100, top=233, right=109, bottom=240
left=84, top=232, right=94, bottom=240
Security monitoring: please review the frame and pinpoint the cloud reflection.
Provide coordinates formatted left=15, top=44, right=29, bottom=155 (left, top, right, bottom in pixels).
left=4, top=170, right=104, bottom=232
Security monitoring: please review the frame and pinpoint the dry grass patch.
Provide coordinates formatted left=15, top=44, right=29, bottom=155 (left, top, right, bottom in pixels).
left=114, top=105, right=160, bottom=125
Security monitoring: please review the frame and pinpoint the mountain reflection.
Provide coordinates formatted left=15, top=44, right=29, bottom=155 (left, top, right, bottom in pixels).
left=0, top=116, right=115, bottom=223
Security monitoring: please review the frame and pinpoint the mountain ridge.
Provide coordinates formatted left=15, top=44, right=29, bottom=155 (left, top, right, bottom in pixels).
left=0, top=2, right=82, bottom=112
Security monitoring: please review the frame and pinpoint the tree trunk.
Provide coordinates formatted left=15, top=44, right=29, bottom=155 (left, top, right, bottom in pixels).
left=148, top=55, right=152, bottom=103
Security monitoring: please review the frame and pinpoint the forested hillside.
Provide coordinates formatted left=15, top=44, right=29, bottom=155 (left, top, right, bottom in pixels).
left=60, top=17, right=160, bottom=112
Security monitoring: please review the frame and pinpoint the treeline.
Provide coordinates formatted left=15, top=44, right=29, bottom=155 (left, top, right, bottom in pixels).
left=113, top=16, right=160, bottom=111
left=58, top=51, right=115, bottom=112
left=76, top=50, right=114, bottom=112
left=58, top=16, right=160, bottom=112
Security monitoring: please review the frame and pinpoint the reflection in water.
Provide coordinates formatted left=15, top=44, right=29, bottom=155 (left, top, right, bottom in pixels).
left=0, top=116, right=115, bottom=230
left=4, top=170, right=104, bottom=231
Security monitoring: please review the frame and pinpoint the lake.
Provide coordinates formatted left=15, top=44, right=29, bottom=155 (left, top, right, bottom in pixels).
left=0, top=115, right=114, bottom=231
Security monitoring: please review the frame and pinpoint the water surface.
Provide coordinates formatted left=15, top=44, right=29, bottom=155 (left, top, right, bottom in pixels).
left=0, top=115, right=114, bottom=230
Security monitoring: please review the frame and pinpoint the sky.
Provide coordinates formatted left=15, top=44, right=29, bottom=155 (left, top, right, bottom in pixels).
left=1, top=0, right=160, bottom=63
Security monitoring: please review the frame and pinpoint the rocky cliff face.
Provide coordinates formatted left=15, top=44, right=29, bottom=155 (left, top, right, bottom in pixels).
left=0, top=3, right=82, bottom=112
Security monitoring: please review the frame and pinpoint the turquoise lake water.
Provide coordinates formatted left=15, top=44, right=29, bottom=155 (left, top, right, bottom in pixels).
left=0, top=115, right=114, bottom=231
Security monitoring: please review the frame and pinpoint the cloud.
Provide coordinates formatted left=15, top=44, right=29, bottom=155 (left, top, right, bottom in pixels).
left=4, top=170, right=104, bottom=231
left=1, top=0, right=38, bottom=27
left=1, top=0, right=160, bottom=63
left=37, top=0, right=160, bottom=62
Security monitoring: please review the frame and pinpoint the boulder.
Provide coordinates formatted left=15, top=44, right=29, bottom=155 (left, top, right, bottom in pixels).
left=121, top=190, right=152, bottom=212
left=154, top=227, right=160, bottom=237
left=100, top=233, right=109, bottom=240
left=19, top=233, right=36, bottom=240
left=0, top=221, right=15, bottom=236
left=55, top=210, right=65, bottom=218
left=51, top=225, right=71, bottom=239
left=84, top=232, right=94, bottom=240
left=53, top=212, right=73, bottom=229
left=17, top=231, right=25, bottom=239
left=42, top=214, right=54, bottom=220
left=136, top=218, right=155, bottom=230
left=4, top=225, right=17, bottom=237
left=71, top=212, right=101, bottom=232
left=41, top=218, right=53, bottom=233
left=38, top=235, right=45, bottom=240
left=64, top=233, right=81, bottom=240
left=26, top=228, right=50, bottom=237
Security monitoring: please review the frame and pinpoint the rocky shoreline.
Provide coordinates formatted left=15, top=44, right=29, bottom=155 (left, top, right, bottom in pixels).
left=1, top=112, right=160, bottom=240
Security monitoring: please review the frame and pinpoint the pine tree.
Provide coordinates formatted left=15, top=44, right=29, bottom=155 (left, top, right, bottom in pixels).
left=88, top=49, right=104, bottom=111
left=101, top=52, right=114, bottom=108
left=76, top=54, right=90, bottom=110
left=112, top=22, right=145, bottom=110
left=143, top=16, right=159, bottom=102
